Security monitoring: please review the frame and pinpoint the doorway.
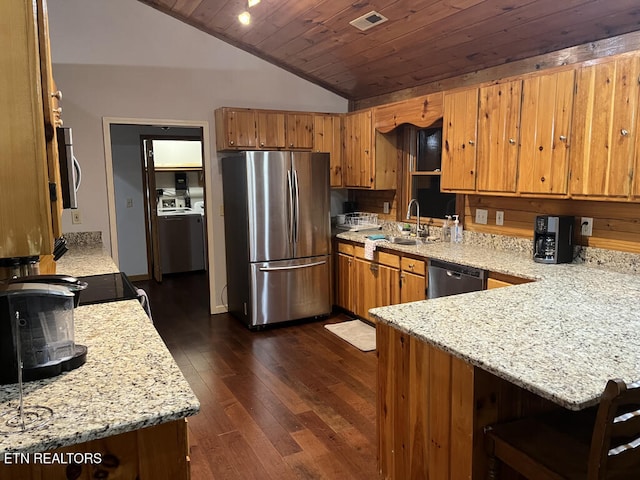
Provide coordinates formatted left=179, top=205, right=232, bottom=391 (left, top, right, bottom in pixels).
left=102, top=118, right=217, bottom=312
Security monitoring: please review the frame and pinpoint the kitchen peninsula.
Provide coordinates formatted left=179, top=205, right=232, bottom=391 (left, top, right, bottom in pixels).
left=0, top=238, right=200, bottom=479
left=336, top=230, right=640, bottom=479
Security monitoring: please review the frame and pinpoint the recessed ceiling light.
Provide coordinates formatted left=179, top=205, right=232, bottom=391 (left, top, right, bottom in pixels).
left=248, top=0, right=260, bottom=7
left=238, top=11, right=251, bottom=25
left=349, top=10, right=389, bottom=32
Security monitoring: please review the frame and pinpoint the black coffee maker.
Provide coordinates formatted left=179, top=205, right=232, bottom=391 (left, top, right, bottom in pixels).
left=533, top=215, right=574, bottom=264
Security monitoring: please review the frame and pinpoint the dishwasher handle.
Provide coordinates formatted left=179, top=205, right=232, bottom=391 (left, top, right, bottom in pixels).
left=428, top=258, right=486, bottom=279
left=446, top=270, right=462, bottom=279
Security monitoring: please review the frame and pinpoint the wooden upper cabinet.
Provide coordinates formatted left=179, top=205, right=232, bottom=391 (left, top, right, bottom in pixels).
left=313, top=113, right=343, bottom=188
left=343, top=110, right=373, bottom=188
left=215, top=108, right=257, bottom=150
left=518, top=70, right=574, bottom=195
left=285, top=113, right=313, bottom=149
left=569, top=55, right=640, bottom=198
left=0, top=0, right=60, bottom=259
left=441, top=88, right=479, bottom=191
left=477, top=80, right=522, bottom=193
left=374, top=92, right=444, bottom=133
left=257, top=111, right=285, bottom=148
left=343, top=109, right=398, bottom=190
left=215, top=108, right=314, bottom=151
left=37, top=0, right=62, bottom=239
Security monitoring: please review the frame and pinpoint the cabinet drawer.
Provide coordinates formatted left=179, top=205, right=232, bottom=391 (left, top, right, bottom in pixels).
left=354, top=246, right=400, bottom=268
left=337, top=242, right=354, bottom=255
left=401, top=257, right=426, bottom=276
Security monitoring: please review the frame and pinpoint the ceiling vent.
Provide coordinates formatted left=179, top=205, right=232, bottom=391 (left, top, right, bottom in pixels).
left=349, top=11, right=389, bottom=32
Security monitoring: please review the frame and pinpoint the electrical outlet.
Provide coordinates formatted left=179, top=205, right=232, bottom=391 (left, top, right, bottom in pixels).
left=475, top=208, right=488, bottom=225
left=496, top=211, right=504, bottom=226
left=126, top=198, right=133, bottom=208
left=71, top=210, right=82, bottom=224
left=383, top=202, right=390, bottom=214
left=219, top=204, right=224, bottom=216
left=581, top=217, right=593, bottom=236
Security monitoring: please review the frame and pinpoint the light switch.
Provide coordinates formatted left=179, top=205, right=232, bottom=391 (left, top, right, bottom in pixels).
left=383, top=202, right=390, bottom=214
left=496, top=211, right=504, bottom=226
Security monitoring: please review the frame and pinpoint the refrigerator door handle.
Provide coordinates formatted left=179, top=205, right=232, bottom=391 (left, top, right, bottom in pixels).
left=293, top=168, right=300, bottom=244
left=259, top=260, right=327, bottom=272
left=287, top=169, right=294, bottom=246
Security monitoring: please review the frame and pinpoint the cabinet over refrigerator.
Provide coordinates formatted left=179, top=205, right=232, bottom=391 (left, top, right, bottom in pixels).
left=222, top=151, right=331, bottom=328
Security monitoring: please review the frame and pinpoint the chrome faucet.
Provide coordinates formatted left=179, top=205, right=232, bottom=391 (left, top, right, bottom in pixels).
left=406, top=198, right=423, bottom=236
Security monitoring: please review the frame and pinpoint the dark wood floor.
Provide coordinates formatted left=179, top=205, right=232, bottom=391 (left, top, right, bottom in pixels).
left=135, top=272, right=378, bottom=480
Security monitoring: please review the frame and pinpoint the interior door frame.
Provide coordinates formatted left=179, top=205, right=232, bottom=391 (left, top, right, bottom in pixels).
left=141, top=135, right=205, bottom=283
left=102, top=117, right=217, bottom=312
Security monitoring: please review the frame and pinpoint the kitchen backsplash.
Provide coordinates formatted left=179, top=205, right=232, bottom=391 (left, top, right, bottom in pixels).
left=378, top=220, right=640, bottom=275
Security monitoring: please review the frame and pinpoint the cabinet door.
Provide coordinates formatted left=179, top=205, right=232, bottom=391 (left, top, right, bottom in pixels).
left=225, top=109, right=257, bottom=149
left=343, top=110, right=373, bottom=188
left=313, top=114, right=343, bottom=187
left=477, top=81, right=521, bottom=193
left=441, top=88, right=478, bottom=191
left=335, top=252, right=354, bottom=313
left=37, top=0, right=62, bottom=239
left=0, top=0, right=54, bottom=258
left=400, top=271, right=426, bottom=303
left=518, top=70, right=574, bottom=195
left=354, top=258, right=399, bottom=322
left=257, top=111, right=285, bottom=148
left=570, top=56, right=640, bottom=198
left=285, top=113, right=313, bottom=149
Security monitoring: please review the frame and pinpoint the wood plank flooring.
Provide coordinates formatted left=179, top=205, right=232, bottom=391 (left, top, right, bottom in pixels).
left=135, top=272, right=378, bottom=479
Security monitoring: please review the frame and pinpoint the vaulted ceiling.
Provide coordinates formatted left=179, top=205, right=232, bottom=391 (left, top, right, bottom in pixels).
left=137, top=0, right=640, bottom=102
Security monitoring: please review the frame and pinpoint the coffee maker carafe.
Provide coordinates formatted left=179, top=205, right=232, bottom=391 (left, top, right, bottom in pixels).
left=533, top=215, right=574, bottom=264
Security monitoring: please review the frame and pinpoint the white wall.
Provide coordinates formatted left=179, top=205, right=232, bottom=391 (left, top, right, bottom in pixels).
left=47, top=0, right=348, bottom=313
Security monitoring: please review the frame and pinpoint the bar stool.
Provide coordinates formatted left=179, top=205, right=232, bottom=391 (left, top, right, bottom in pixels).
left=484, top=378, right=640, bottom=479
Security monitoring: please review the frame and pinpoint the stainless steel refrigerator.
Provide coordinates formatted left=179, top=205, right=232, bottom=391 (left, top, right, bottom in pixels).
left=222, top=151, right=331, bottom=328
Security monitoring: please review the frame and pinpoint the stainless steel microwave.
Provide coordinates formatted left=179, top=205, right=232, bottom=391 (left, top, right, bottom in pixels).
left=56, top=127, right=81, bottom=209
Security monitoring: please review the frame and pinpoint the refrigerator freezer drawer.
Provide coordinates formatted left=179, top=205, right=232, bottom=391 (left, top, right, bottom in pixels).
left=249, top=256, right=331, bottom=327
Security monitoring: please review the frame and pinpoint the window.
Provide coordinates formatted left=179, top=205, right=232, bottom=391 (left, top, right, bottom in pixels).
left=403, top=125, right=456, bottom=222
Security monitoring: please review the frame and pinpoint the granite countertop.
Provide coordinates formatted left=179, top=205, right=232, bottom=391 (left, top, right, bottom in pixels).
left=0, top=243, right=200, bottom=454
left=337, top=230, right=640, bottom=411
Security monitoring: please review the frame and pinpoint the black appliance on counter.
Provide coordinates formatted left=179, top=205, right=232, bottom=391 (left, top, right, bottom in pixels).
left=76, top=272, right=138, bottom=306
left=0, top=282, right=87, bottom=385
left=533, top=215, right=574, bottom=264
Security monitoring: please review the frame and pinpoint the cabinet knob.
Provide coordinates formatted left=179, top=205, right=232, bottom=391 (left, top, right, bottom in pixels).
left=508, top=138, right=515, bottom=145
left=468, top=140, right=475, bottom=145
left=621, top=129, right=629, bottom=137
left=229, top=140, right=235, bottom=145
left=51, top=90, right=62, bottom=100
left=55, top=118, right=64, bottom=127
left=408, top=263, right=415, bottom=269
left=290, top=143, right=294, bottom=147
left=52, top=107, right=62, bottom=115
left=559, top=135, right=567, bottom=141
left=260, top=142, right=265, bottom=147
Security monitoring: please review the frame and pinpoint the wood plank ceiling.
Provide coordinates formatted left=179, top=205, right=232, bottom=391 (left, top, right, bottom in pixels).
left=137, top=0, right=640, bottom=102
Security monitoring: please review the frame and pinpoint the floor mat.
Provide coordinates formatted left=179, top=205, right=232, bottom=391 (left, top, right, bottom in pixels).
left=324, top=320, right=376, bottom=352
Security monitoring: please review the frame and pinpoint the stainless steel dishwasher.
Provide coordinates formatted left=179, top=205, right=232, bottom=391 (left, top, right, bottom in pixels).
left=157, top=213, right=206, bottom=274
left=427, top=259, right=486, bottom=299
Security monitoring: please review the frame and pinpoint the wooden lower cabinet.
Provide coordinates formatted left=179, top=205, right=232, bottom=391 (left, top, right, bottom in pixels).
left=0, top=419, right=190, bottom=480
left=335, top=251, right=355, bottom=312
left=354, top=257, right=399, bottom=322
left=400, top=257, right=427, bottom=303
left=377, top=323, right=557, bottom=480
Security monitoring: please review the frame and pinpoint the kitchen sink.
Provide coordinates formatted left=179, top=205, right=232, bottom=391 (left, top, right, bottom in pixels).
left=385, top=235, right=423, bottom=245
